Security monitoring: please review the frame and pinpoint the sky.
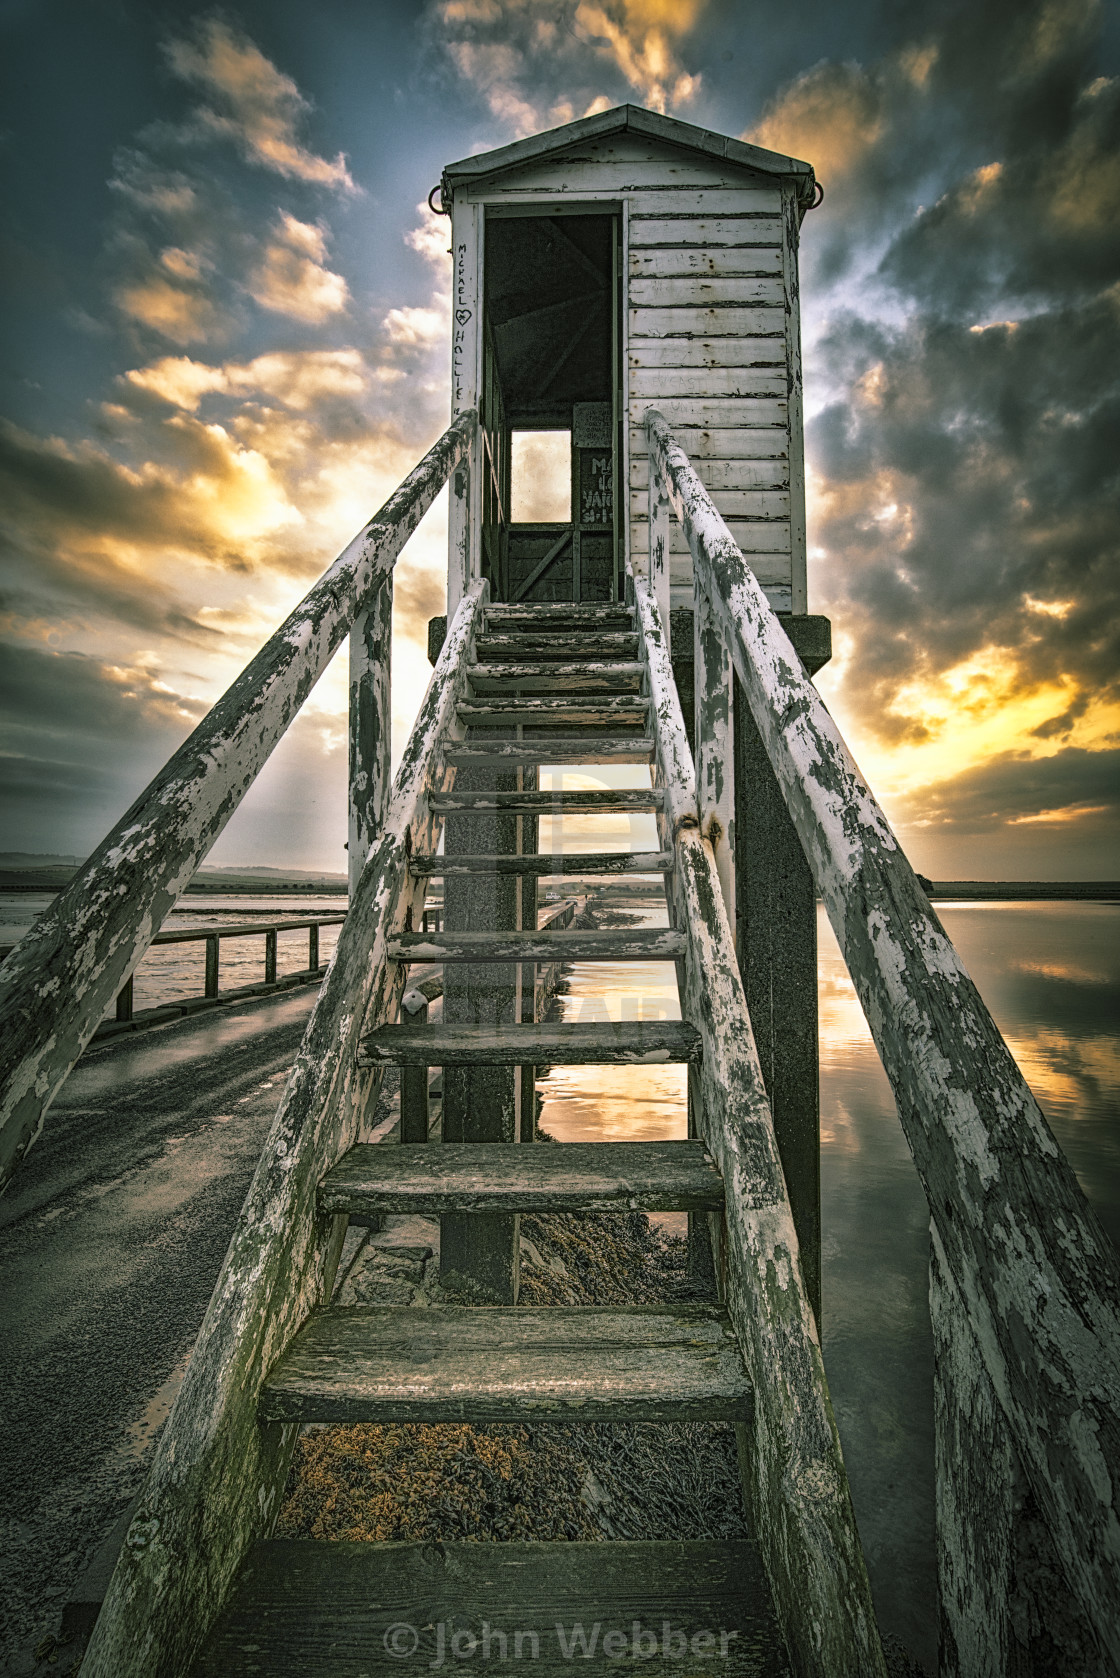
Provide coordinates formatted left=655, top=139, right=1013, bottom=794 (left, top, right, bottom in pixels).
left=1, top=0, right=1117, bottom=879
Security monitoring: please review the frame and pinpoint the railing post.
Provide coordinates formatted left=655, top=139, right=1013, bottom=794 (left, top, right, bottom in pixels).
left=308, top=923, right=319, bottom=972
left=348, top=577, right=393, bottom=899
left=264, top=929, right=277, bottom=986
left=399, top=987, right=429, bottom=1144
left=115, top=975, right=134, bottom=1023
left=204, top=934, right=219, bottom=999
left=648, top=454, right=671, bottom=660
left=693, top=580, right=735, bottom=933
left=930, top=1224, right=1110, bottom=1677
left=441, top=726, right=521, bottom=1304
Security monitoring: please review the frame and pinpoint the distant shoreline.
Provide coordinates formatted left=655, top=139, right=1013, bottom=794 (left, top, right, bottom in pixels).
left=0, top=866, right=1117, bottom=902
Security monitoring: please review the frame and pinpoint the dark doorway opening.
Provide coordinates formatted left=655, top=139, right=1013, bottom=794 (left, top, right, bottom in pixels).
left=481, top=211, right=620, bottom=603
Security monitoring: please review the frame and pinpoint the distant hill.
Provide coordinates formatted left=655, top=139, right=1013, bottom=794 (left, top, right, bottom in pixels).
left=0, top=855, right=347, bottom=895
left=1, top=855, right=1115, bottom=901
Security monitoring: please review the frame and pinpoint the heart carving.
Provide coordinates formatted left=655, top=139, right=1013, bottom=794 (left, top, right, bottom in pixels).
left=455, top=308, right=472, bottom=325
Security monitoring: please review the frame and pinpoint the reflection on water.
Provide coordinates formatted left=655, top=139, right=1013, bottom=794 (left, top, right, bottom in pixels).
left=535, top=894, right=1119, bottom=1674
left=537, top=903, right=686, bottom=1144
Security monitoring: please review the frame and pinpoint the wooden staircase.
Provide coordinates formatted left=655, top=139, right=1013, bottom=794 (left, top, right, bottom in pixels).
left=9, top=407, right=1113, bottom=1678
left=189, top=598, right=797, bottom=1672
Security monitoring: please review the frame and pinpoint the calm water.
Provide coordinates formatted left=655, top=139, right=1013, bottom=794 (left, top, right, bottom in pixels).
left=539, top=896, right=1119, bottom=1673
left=0, top=894, right=345, bottom=1018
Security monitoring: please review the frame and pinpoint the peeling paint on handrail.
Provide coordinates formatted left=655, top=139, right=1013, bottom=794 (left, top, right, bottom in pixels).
left=645, top=405, right=1120, bottom=1662
left=0, top=411, right=476, bottom=1194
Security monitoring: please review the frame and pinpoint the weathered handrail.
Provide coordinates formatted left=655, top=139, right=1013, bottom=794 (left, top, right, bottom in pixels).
left=630, top=560, right=887, bottom=1675
left=82, top=578, right=488, bottom=1677
left=0, top=410, right=476, bottom=1194
left=645, top=405, right=1120, bottom=1667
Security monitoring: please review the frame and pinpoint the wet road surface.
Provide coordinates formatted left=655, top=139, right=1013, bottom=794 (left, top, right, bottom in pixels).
left=0, top=987, right=320, bottom=1670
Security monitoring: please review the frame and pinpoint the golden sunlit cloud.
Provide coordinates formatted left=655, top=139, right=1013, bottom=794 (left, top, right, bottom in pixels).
left=573, top=0, right=704, bottom=113
left=122, top=349, right=369, bottom=412
left=249, top=213, right=350, bottom=322
left=114, top=267, right=228, bottom=346
left=163, top=16, right=356, bottom=190
left=746, top=59, right=882, bottom=177
left=436, top=0, right=704, bottom=139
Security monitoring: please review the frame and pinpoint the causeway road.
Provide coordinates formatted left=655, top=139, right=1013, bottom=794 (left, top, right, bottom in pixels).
left=0, top=987, right=323, bottom=1672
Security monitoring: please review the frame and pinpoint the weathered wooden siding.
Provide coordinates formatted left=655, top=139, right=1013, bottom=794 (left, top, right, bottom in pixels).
left=627, top=186, right=801, bottom=611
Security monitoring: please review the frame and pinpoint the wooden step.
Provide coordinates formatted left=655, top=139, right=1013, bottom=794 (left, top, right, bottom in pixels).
left=258, top=1303, right=752, bottom=1424
left=486, top=601, right=635, bottom=625
left=388, top=928, right=686, bottom=963
left=192, top=1537, right=788, bottom=1678
left=358, top=1020, right=701, bottom=1068
left=444, top=736, right=653, bottom=765
left=468, top=662, right=645, bottom=695
left=320, top=1140, right=721, bottom=1217
left=431, top=788, right=661, bottom=815
left=474, top=632, right=639, bottom=661
left=458, top=697, right=649, bottom=727
left=410, top=849, right=673, bottom=876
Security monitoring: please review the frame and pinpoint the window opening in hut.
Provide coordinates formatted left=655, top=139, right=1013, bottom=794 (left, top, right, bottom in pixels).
left=510, top=431, right=571, bottom=523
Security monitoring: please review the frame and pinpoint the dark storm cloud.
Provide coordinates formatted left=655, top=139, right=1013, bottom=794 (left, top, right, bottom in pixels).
left=0, top=641, right=204, bottom=746
left=751, top=0, right=1120, bottom=848
left=808, top=296, right=1120, bottom=730
left=0, top=641, right=207, bottom=851
left=899, top=745, right=1120, bottom=836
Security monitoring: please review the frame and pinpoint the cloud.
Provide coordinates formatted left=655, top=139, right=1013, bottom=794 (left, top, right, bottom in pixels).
left=432, top=0, right=706, bottom=138
left=747, top=59, right=884, bottom=179
left=763, top=0, right=1120, bottom=873
left=162, top=16, right=355, bottom=190
left=248, top=213, right=350, bottom=322
left=112, top=236, right=231, bottom=346
left=121, top=349, right=369, bottom=412
left=895, top=746, right=1120, bottom=845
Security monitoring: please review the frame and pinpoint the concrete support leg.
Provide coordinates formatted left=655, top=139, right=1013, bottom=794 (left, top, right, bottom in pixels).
left=734, top=666, right=821, bottom=1326
left=673, top=610, right=828, bottom=1327
left=440, top=747, right=521, bottom=1304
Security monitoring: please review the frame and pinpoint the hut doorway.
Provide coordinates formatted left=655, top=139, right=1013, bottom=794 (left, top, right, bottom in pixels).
left=481, top=209, right=621, bottom=603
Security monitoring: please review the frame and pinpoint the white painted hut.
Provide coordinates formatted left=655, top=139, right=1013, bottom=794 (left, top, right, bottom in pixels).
left=439, top=103, right=817, bottom=619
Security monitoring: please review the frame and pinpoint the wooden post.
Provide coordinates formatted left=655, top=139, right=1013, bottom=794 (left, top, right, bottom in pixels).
left=694, top=582, right=735, bottom=931
left=204, top=934, right=219, bottom=999
left=308, top=923, right=319, bottom=973
left=520, top=754, right=538, bottom=1144
left=930, top=1224, right=1112, bottom=1678
left=348, top=578, right=393, bottom=899
left=115, top=975, right=134, bottom=1023
left=648, top=455, right=671, bottom=659
left=264, top=929, right=277, bottom=986
left=632, top=566, right=887, bottom=1677
left=448, top=198, right=481, bottom=620
left=440, top=732, right=521, bottom=1304
left=399, top=987, right=430, bottom=1144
